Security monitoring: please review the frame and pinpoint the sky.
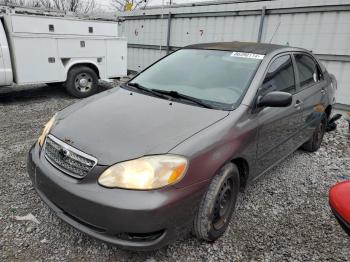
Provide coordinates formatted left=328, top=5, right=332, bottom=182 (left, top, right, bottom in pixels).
left=96, top=0, right=211, bottom=10
left=148, top=0, right=210, bottom=5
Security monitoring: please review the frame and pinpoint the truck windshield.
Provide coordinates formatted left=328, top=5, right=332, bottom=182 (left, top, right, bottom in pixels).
left=128, top=49, right=262, bottom=110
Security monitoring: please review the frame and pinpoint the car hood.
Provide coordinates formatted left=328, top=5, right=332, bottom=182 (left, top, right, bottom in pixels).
left=51, top=88, right=229, bottom=165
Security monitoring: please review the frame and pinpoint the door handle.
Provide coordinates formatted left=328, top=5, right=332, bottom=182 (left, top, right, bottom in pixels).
left=294, top=100, right=303, bottom=109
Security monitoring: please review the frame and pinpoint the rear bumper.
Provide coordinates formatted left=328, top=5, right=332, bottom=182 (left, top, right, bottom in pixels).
left=27, top=143, right=207, bottom=251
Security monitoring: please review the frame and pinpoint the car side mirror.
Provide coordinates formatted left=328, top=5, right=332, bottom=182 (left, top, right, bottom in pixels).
left=257, top=91, right=293, bottom=108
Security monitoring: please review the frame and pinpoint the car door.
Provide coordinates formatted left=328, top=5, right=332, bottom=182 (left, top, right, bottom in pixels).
left=255, top=54, right=304, bottom=173
left=293, top=53, right=327, bottom=144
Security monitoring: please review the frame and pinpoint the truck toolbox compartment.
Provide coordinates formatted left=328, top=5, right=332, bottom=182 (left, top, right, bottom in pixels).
left=11, top=37, right=64, bottom=84
left=58, top=39, right=106, bottom=58
left=10, top=15, right=118, bottom=37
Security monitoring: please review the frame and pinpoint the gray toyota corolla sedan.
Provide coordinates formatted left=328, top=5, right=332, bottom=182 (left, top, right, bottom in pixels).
left=27, top=42, right=335, bottom=251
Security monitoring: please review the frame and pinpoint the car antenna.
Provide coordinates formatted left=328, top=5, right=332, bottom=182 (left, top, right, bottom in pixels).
left=269, top=21, right=281, bottom=44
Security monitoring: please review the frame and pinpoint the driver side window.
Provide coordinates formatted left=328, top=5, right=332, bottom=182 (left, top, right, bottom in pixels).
left=260, top=55, right=296, bottom=96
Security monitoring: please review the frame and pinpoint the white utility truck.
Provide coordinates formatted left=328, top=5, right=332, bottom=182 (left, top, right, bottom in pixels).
left=0, top=7, right=127, bottom=97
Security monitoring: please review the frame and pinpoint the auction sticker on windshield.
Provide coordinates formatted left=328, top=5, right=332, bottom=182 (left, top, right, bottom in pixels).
left=230, top=52, right=265, bottom=60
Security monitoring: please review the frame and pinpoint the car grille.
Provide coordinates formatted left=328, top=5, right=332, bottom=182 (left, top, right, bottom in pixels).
left=44, top=135, right=97, bottom=179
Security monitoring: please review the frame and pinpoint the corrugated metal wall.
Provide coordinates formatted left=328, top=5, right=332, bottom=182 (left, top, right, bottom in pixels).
left=118, top=0, right=350, bottom=106
left=127, top=47, right=166, bottom=71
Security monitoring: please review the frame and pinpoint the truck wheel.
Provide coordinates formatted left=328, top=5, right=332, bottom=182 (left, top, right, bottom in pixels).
left=193, top=163, right=240, bottom=242
left=65, top=66, right=98, bottom=98
left=301, top=113, right=327, bottom=152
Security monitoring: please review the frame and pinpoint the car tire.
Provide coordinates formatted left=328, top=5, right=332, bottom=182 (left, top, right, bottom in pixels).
left=65, top=66, right=98, bottom=98
left=193, top=162, right=240, bottom=242
left=301, top=113, right=327, bottom=152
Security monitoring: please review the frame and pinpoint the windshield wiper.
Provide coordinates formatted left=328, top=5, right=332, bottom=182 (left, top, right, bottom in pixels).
left=125, top=82, right=169, bottom=99
left=125, top=83, right=215, bottom=109
left=152, top=89, right=214, bottom=109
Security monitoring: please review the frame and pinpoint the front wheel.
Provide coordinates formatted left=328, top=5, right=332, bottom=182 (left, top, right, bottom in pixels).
left=301, top=113, right=327, bottom=152
left=193, top=163, right=240, bottom=242
left=65, top=66, right=98, bottom=98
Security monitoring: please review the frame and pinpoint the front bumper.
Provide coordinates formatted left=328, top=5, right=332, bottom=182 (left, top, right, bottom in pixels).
left=27, top=143, right=207, bottom=251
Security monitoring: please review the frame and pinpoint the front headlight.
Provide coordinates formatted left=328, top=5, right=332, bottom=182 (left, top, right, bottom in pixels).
left=38, top=114, right=56, bottom=147
left=98, top=155, right=188, bottom=190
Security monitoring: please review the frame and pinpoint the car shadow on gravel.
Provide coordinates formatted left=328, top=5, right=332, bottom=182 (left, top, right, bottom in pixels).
left=0, top=85, right=72, bottom=104
left=0, top=83, right=113, bottom=104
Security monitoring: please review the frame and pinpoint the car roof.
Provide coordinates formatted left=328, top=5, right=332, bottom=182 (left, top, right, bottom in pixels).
left=183, top=41, right=304, bottom=55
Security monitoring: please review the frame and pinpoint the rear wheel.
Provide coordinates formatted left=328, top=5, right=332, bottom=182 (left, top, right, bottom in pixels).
left=301, top=113, right=327, bottom=152
left=65, top=66, right=98, bottom=98
left=193, top=163, right=240, bottom=241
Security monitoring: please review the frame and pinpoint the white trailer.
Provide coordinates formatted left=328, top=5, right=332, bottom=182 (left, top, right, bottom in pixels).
left=0, top=7, right=127, bottom=97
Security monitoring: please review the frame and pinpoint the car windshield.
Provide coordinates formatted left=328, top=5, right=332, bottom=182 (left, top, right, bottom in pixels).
left=128, top=49, right=262, bottom=110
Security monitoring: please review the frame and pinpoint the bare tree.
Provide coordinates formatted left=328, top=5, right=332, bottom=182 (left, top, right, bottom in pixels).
left=40, top=0, right=96, bottom=14
left=111, top=0, right=151, bottom=12
left=0, top=0, right=27, bottom=6
left=0, top=0, right=96, bottom=14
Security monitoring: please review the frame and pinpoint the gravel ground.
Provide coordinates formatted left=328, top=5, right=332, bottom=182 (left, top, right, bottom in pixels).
left=0, top=85, right=349, bottom=261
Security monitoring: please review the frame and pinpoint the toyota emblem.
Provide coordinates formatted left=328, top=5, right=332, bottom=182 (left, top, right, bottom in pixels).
left=59, top=148, right=70, bottom=160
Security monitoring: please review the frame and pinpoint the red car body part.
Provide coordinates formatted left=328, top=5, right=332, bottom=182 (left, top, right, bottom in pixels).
left=329, top=180, right=350, bottom=223
left=329, top=180, right=350, bottom=236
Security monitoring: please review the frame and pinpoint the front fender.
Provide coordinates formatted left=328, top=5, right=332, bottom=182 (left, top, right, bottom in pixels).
left=170, top=105, right=258, bottom=188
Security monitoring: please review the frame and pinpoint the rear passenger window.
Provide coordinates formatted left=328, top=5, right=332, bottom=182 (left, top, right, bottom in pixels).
left=261, top=55, right=296, bottom=95
left=294, top=54, right=318, bottom=88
